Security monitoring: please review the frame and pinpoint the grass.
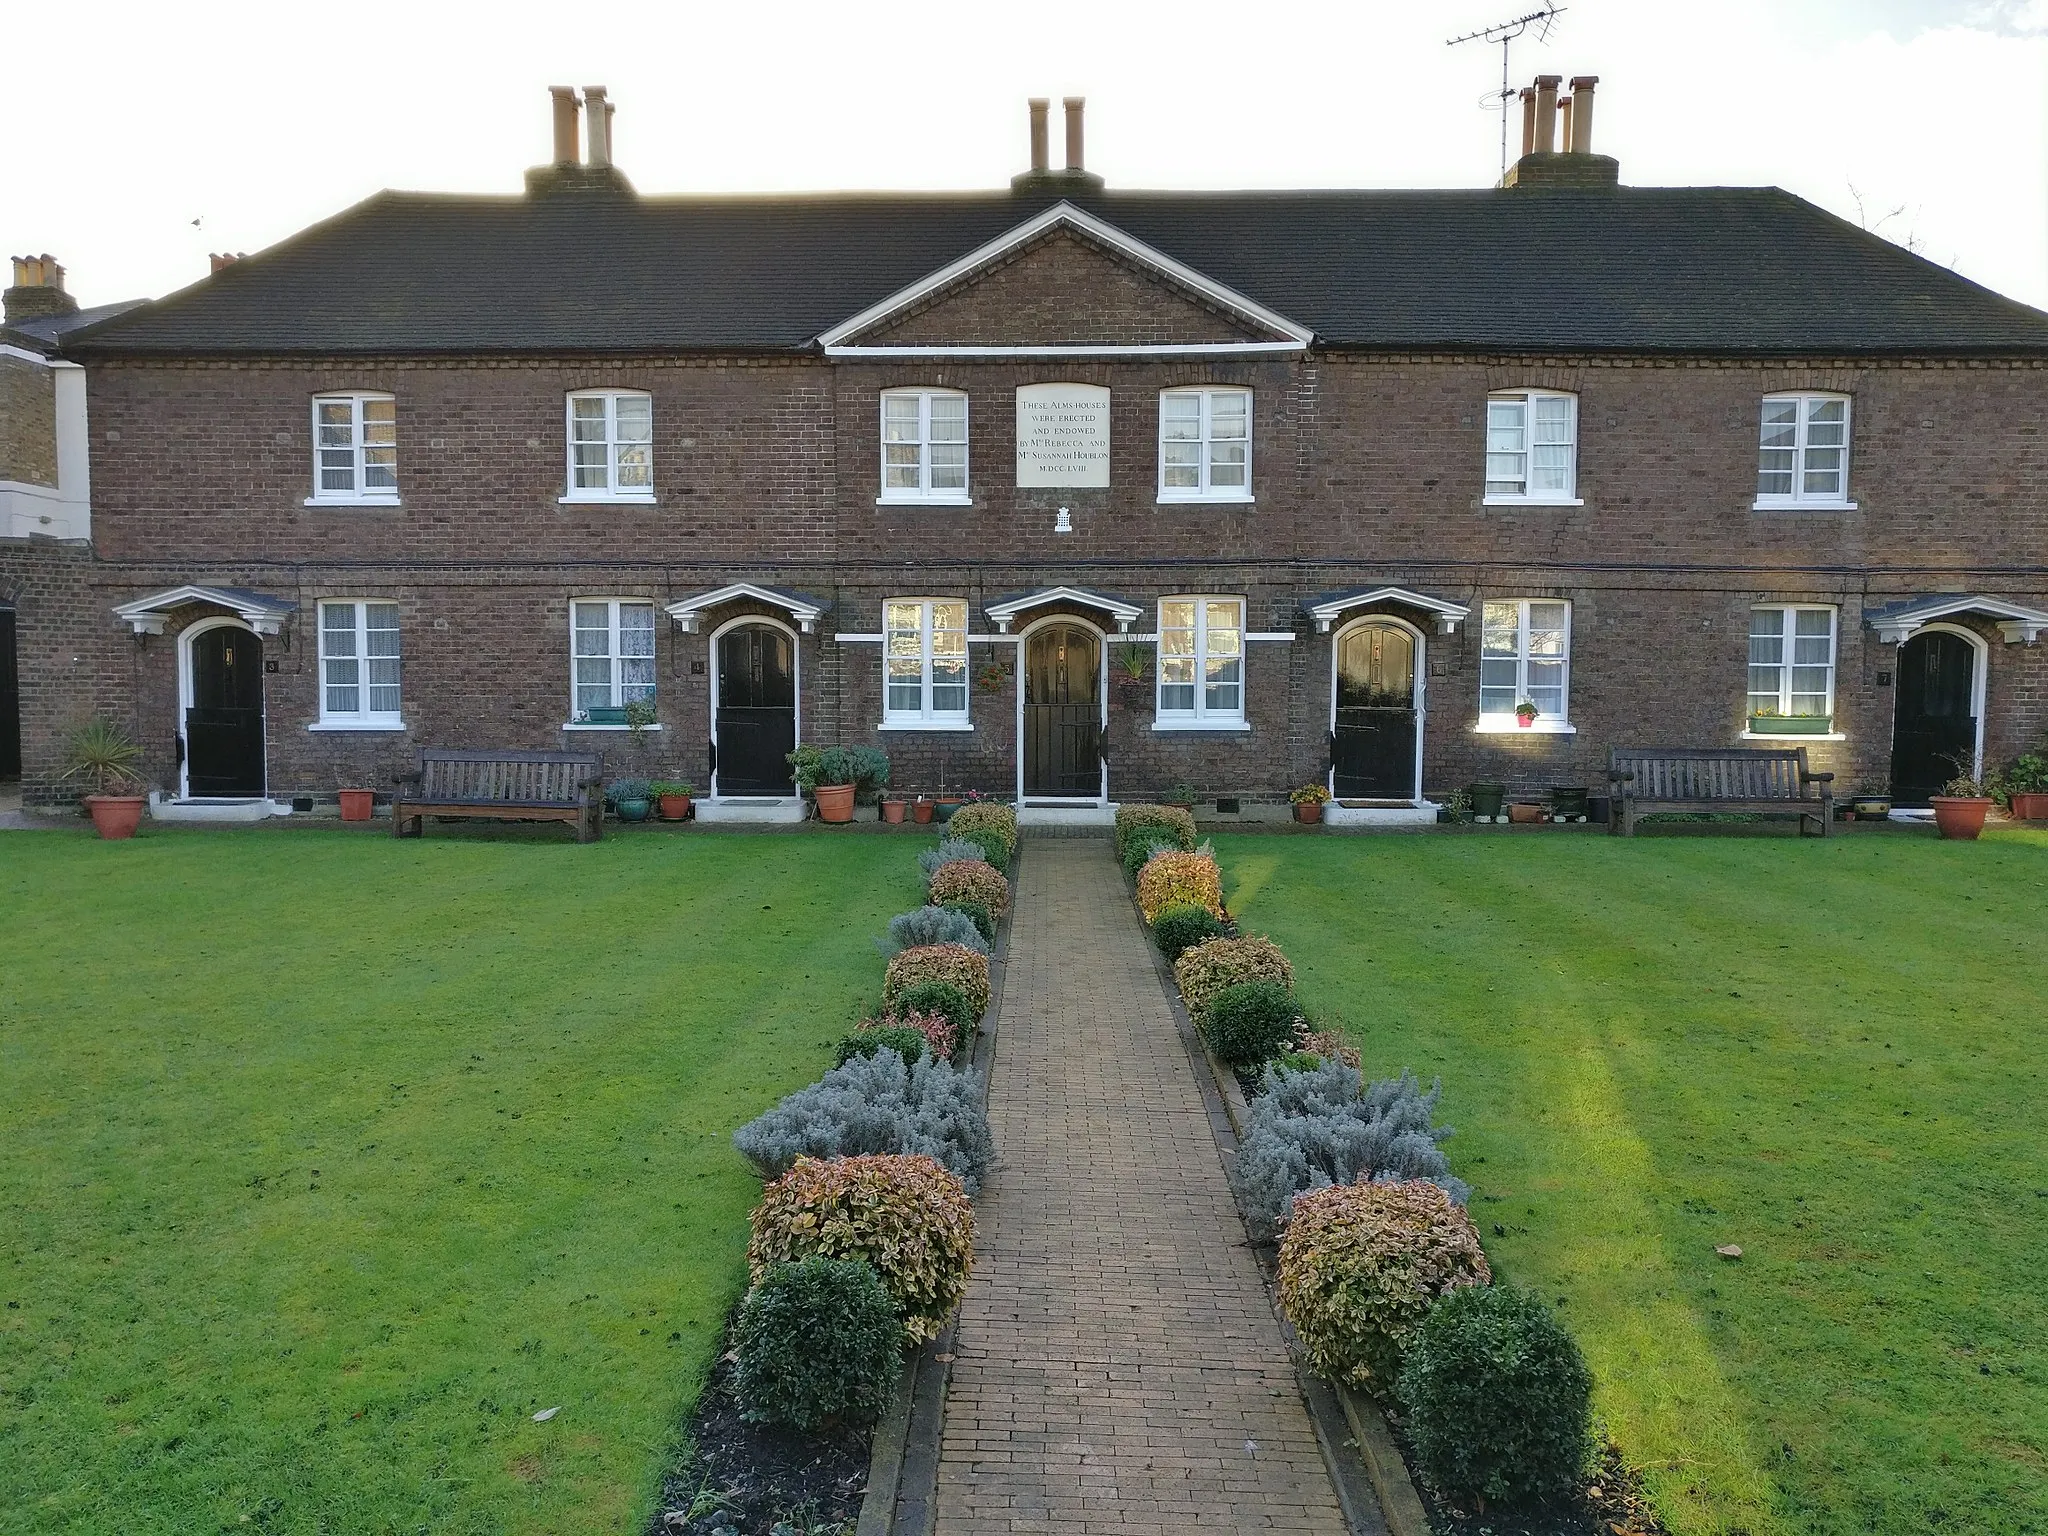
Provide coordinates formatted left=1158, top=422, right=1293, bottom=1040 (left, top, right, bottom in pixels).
left=1217, top=825, right=2048, bottom=1536
left=0, top=824, right=920, bottom=1536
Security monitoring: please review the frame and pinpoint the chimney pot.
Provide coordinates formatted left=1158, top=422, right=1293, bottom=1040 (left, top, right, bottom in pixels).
left=1519, top=86, right=1537, bottom=158
left=1557, top=95, right=1573, bottom=152
left=1028, top=98, right=1049, bottom=174
left=1568, top=74, right=1598, bottom=154
left=1533, top=75, right=1561, bottom=153
left=584, top=86, right=611, bottom=167
left=1063, top=96, right=1085, bottom=172
left=549, top=86, right=581, bottom=166
left=5, top=252, right=78, bottom=323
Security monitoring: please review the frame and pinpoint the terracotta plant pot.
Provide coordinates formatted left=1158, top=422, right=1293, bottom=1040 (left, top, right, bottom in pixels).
left=657, top=793, right=692, bottom=821
left=1930, top=795, right=1992, bottom=840
left=337, top=788, right=375, bottom=822
left=85, top=795, right=147, bottom=840
left=2008, top=791, right=2048, bottom=821
left=1292, top=801, right=1325, bottom=824
left=911, top=798, right=935, bottom=824
left=813, top=783, right=856, bottom=823
left=881, top=798, right=907, bottom=824
left=1507, top=802, right=1545, bottom=824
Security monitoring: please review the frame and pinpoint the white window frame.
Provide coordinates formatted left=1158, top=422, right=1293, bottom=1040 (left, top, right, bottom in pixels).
left=1476, top=598, right=1574, bottom=733
left=1483, top=389, right=1580, bottom=505
left=877, top=388, right=970, bottom=505
left=562, top=389, right=655, bottom=502
left=313, top=599, right=404, bottom=730
left=881, top=598, right=972, bottom=729
left=1745, top=605, right=1840, bottom=737
left=1157, top=388, right=1253, bottom=503
left=1754, top=393, right=1855, bottom=510
left=308, top=392, right=398, bottom=505
left=567, top=598, right=660, bottom=728
left=1154, top=596, right=1248, bottom=730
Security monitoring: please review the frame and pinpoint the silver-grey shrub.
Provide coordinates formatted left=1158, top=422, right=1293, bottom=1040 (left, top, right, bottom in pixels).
left=1233, top=1062, right=1467, bottom=1243
left=876, top=904, right=990, bottom=958
left=733, top=1050, right=993, bottom=1195
left=918, top=838, right=987, bottom=877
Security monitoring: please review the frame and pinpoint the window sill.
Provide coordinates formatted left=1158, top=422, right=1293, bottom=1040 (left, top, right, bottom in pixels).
left=1156, top=494, right=1254, bottom=507
left=1475, top=718, right=1578, bottom=735
left=559, top=493, right=657, bottom=505
left=1482, top=495, right=1583, bottom=508
left=1152, top=719, right=1251, bottom=733
left=305, top=496, right=401, bottom=508
left=876, top=494, right=973, bottom=507
left=877, top=720, right=974, bottom=732
left=561, top=722, right=664, bottom=732
left=1742, top=729, right=1847, bottom=742
left=307, top=721, right=408, bottom=733
left=1752, top=498, right=1858, bottom=512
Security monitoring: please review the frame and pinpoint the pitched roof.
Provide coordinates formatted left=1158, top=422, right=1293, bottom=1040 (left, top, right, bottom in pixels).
left=63, top=184, right=2048, bottom=359
left=3, top=298, right=148, bottom=356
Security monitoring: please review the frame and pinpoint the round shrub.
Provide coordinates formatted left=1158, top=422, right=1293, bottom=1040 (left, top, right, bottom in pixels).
left=1202, top=980, right=1301, bottom=1072
left=1136, top=851, right=1224, bottom=923
left=1113, top=803, right=1196, bottom=866
left=884, top=944, right=990, bottom=1018
left=1174, top=935, right=1294, bottom=1017
left=1277, top=1179, right=1492, bottom=1395
left=928, top=859, right=1010, bottom=919
left=1153, top=902, right=1227, bottom=962
left=938, top=899, right=995, bottom=944
left=945, top=805, right=1016, bottom=871
left=880, top=903, right=988, bottom=958
left=1397, top=1284, right=1593, bottom=1506
left=835, top=1021, right=938, bottom=1068
left=888, top=979, right=976, bottom=1052
left=732, top=1257, right=905, bottom=1431
left=749, top=1154, right=976, bottom=1343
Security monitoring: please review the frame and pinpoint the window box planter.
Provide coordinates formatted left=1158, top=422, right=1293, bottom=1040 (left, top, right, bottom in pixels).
left=814, top=784, right=856, bottom=823
left=1507, top=801, right=1546, bottom=824
left=2009, top=791, right=2048, bottom=821
left=1468, top=782, right=1506, bottom=823
left=1931, top=795, right=1992, bottom=840
left=581, top=706, right=629, bottom=725
left=338, top=788, right=376, bottom=822
left=1749, top=714, right=1831, bottom=736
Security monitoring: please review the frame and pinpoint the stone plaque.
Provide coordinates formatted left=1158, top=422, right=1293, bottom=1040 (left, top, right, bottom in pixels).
left=1015, top=383, right=1111, bottom=487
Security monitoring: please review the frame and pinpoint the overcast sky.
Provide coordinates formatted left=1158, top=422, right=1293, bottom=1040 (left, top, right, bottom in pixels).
left=5, top=0, right=2044, bottom=313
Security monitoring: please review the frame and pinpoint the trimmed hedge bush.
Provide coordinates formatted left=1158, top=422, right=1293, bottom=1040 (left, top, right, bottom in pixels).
left=928, top=859, right=1010, bottom=920
left=748, top=1153, right=976, bottom=1342
left=1202, top=979, right=1301, bottom=1073
left=1152, top=902, right=1227, bottom=962
left=918, top=838, right=987, bottom=877
left=834, top=1021, right=937, bottom=1068
left=1234, top=1062, right=1467, bottom=1243
left=1114, top=803, right=1197, bottom=866
left=732, top=1257, right=904, bottom=1430
left=885, top=943, right=991, bottom=1017
left=878, top=904, right=989, bottom=958
left=1175, top=934, right=1294, bottom=1016
left=733, top=1049, right=992, bottom=1192
left=1398, top=1283, right=1595, bottom=1507
left=1137, top=851, right=1224, bottom=923
left=938, top=898, right=995, bottom=944
left=1277, top=1179, right=1491, bottom=1395
left=946, top=801, right=1018, bottom=857
left=888, top=979, right=976, bottom=1054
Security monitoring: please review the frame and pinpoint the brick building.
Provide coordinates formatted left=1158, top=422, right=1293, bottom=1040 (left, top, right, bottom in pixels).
left=10, top=81, right=2048, bottom=820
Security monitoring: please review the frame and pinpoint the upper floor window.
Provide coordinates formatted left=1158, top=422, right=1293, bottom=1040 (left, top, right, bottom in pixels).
left=883, top=599, right=970, bottom=726
left=1756, top=394, right=1852, bottom=508
left=317, top=600, right=402, bottom=727
left=1479, top=599, right=1571, bottom=730
left=311, top=393, right=397, bottom=503
left=1159, top=389, right=1251, bottom=501
left=571, top=599, right=656, bottom=723
left=566, top=390, right=654, bottom=501
left=1485, top=390, right=1577, bottom=503
left=880, top=389, right=969, bottom=503
left=1747, top=606, right=1836, bottom=728
left=1157, top=597, right=1245, bottom=726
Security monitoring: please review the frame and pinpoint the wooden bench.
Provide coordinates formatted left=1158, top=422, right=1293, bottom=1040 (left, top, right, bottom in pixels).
left=1608, top=746, right=1833, bottom=837
left=392, top=749, right=605, bottom=842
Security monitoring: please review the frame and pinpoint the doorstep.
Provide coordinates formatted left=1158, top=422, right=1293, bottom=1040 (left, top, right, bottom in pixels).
left=1324, top=799, right=1439, bottom=827
left=1016, top=801, right=1117, bottom=828
left=149, top=793, right=293, bottom=823
left=694, top=795, right=807, bottom=824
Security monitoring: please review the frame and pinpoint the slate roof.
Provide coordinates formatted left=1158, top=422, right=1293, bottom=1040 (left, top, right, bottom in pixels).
left=3, top=298, right=148, bottom=356
left=62, top=184, right=2048, bottom=359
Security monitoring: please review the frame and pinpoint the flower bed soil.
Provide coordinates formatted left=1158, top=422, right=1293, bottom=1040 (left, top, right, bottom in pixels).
left=1387, top=1421, right=1669, bottom=1536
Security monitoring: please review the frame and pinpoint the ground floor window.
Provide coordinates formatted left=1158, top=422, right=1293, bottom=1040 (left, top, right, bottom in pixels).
left=572, top=599, right=656, bottom=720
left=1479, top=599, right=1570, bottom=728
left=318, top=600, right=402, bottom=725
left=883, top=599, right=969, bottom=725
left=1157, top=597, right=1244, bottom=725
left=1748, top=606, right=1835, bottom=723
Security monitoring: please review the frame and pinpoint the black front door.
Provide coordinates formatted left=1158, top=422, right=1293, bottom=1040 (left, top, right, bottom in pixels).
left=717, top=625, right=796, bottom=795
left=186, top=625, right=265, bottom=796
left=0, top=608, right=19, bottom=780
left=1024, top=624, right=1100, bottom=796
left=1890, top=630, right=1978, bottom=807
left=1333, top=623, right=1417, bottom=799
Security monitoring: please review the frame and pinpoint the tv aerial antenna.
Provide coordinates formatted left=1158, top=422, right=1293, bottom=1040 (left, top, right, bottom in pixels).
left=1448, top=3, right=1566, bottom=177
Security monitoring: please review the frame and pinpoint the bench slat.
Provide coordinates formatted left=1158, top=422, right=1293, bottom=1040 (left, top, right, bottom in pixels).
left=1610, top=745, right=1831, bottom=839
left=394, top=749, right=606, bottom=843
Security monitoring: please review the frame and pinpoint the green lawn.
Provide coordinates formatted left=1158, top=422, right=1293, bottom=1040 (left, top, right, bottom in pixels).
left=1217, top=826, right=2048, bottom=1536
left=0, top=825, right=918, bottom=1536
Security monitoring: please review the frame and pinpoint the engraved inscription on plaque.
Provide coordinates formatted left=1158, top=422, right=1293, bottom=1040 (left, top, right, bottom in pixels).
left=1015, top=383, right=1111, bottom=487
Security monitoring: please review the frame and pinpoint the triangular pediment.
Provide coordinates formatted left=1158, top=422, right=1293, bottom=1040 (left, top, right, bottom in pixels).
left=819, top=203, right=1313, bottom=354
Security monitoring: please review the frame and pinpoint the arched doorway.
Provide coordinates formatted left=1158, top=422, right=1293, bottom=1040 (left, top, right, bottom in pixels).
left=182, top=619, right=266, bottom=797
left=1331, top=619, right=1421, bottom=800
left=1890, top=625, right=1984, bottom=807
left=1021, top=621, right=1102, bottom=798
left=713, top=620, right=797, bottom=796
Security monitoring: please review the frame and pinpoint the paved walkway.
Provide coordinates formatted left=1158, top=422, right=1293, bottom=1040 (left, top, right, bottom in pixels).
left=935, top=838, right=1346, bottom=1534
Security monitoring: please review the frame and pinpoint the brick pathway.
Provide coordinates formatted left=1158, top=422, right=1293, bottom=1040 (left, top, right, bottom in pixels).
left=934, top=838, right=1346, bottom=1533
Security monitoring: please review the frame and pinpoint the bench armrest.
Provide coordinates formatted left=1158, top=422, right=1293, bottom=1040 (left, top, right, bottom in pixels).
left=393, top=769, right=423, bottom=786
left=1607, top=769, right=1635, bottom=783
left=1802, top=770, right=1836, bottom=784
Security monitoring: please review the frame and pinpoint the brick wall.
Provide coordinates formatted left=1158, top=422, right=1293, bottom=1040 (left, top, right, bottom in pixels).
left=0, top=355, right=57, bottom=486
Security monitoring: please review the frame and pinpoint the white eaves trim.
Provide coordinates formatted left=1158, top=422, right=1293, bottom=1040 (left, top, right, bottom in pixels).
left=114, top=584, right=298, bottom=636
left=1307, top=586, right=1472, bottom=635
left=984, top=585, right=1145, bottom=634
left=830, top=342, right=1305, bottom=358
left=816, top=201, right=1316, bottom=354
left=1867, top=594, right=2048, bottom=645
left=665, top=582, right=824, bottom=634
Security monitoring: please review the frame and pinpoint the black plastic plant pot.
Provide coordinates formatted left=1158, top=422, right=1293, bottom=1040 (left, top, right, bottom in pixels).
left=1469, top=782, right=1507, bottom=820
left=1550, top=785, right=1591, bottom=820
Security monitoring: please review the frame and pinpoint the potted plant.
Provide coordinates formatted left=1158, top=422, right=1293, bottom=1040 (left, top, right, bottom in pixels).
left=1514, top=699, right=1540, bottom=728
left=1747, top=706, right=1831, bottom=735
left=788, top=746, right=888, bottom=823
left=1468, top=782, right=1506, bottom=823
left=650, top=780, right=693, bottom=820
left=580, top=705, right=628, bottom=725
left=1435, top=787, right=1472, bottom=824
left=1549, top=785, right=1590, bottom=822
left=1930, top=771, right=1994, bottom=841
left=60, top=717, right=147, bottom=839
left=624, top=698, right=658, bottom=734
left=1164, top=780, right=1198, bottom=811
left=337, top=787, right=376, bottom=822
left=911, top=796, right=936, bottom=825
left=1507, top=800, right=1546, bottom=823
left=880, top=794, right=907, bottom=824
left=1289, top=783, right=1329, bottom=824
left=606, top=778, right=652, bottom=821
left=1994, top=752, right=2048, bottom=821
left=1850, top=785, right=1892, bottom=820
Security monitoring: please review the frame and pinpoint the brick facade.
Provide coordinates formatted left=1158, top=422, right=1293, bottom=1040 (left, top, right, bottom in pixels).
left=0, top=354, right=58, bottom=486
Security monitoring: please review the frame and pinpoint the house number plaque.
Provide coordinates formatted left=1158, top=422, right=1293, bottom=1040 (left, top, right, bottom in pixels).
left=1015, top=383, right=1110, bottom=488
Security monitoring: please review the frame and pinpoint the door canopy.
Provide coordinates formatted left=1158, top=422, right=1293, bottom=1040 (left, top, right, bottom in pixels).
left=1306, top=586, right=1470, bottom=635
left=1866, top=594, right=2048, bottom=646
left=665, top=582, right=825, bottom=634
left=114, top=585, right=296, bottom=636
left=984, top=585, right=1142, bottom=634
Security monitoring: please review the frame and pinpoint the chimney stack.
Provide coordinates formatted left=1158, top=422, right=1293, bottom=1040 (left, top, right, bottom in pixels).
left=1501, top=71, right=1618, bottom=189
left=209, top=252, right=243, bottom=275
left=549, top=86, right=581, bottom=165
left=584, top=86, right=611, bottom=168
left=1028, top=98, right=1050, bottom=174
left=527, top=85, right=633, bottom=196
left=1532, top=75, right=1561, bottom=153
left=1567, top=75, right=1598, bottom=154
left=1063, top=96, right=1085, bottom=172
left=4, top=254, right=78, bottom=324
